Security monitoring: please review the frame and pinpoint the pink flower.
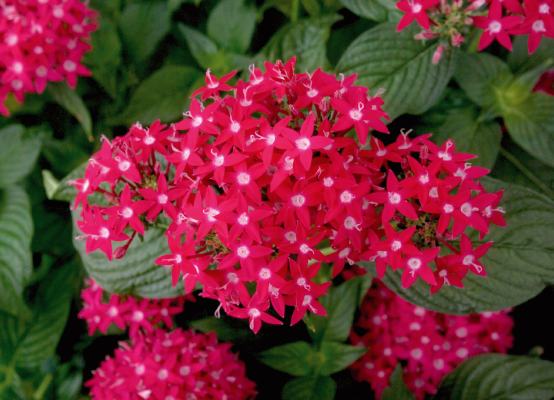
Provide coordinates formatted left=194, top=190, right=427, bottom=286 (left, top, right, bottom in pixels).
left=472, top=1, right=523, bottom=50
left=396, top=0, right=440, bottom=30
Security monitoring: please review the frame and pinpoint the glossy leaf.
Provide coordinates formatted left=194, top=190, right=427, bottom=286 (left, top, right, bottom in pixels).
left=260, top=15, right=342, bottom=72
left=336, top=22, right=455, bottom=120
left=71, top=210, right=185, bottom=298
left=310, top=275, right=370, bottom=344
left=177, top=24, right=234, bottom=73
left=48, top=82, right=93, bottom=141
left=109, top=65, right=202, bottom=126
left=207, top=0, right=257, bottom=54
left=0, top=125, right=42, bottom=189
left=258, top=341, right=314, bottom=376
left=119, top=1, right=171, bottom=64
left=0, top=186, right=33, bottom=318
left=318, top=342, right=367, bottom=376
left=371, top=178, right=554, bottom=315
left=434, top=354, right=554, bottom=399
left=382, top=365, right=417, bottom=400
left=433, top=107, right=502, bottom=169
left=282, top=375, right=337, bottom=400
left=508, top=34, right=554, bottom=74
left=83, top=17, right=122, bottom=99
left=338, top=0, right=388, bottom=21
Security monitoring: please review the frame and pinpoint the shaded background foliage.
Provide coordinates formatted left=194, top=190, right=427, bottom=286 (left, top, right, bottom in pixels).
left=1, top=0, right=554, bottom=399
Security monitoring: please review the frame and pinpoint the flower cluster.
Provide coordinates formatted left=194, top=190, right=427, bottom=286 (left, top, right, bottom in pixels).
left=396, top=0, right=554, bottom=61
left=72, top=57, right=505, bottom=333
left=349, top=279, right=514, bottom=399
left=0, top=0, right=98, bottom=115
left=78, top=278, right=194, bottom=338
left=86, top=328, right=257, bottom=400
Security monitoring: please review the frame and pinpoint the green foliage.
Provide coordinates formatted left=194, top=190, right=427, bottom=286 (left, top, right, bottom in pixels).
left=47, top=82, right=93, bottom=141
left=432, top=106, right=502, bottom=169
left=0, top=126, right=42, bottom=189
left=207, top=0, right=257, bottom=54
left=258, top=341, right=314, bottom=376
left=381, top=365, right=417, bottom=400
left=318, top=342, right=367, bottom=375
left=109, top=65, right=203, bottom=126
left=260, top=15, right=342, bottom=72
left=338, top=0, right=389, bottom=21
left=371, top=178, right=554, bottom=314
left=337, top=22, right=455, bottom=120
left=119, top=1, right=171, bottom=64
left=177, top=24, right=234, bottom=73
left=434, top=354, right=554, bottom=399
left=282, top=375, right=337, bottom=400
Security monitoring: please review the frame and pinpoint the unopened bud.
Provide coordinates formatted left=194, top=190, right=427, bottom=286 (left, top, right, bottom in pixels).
left=153, top=162, right=161, bottom=176
left=452, top=34, right=464, bottom=47
left=114, top=246, right=127, bottom=260
left=433, top=45, right=444, bottom=64
left=319, top=98, right=329, bottom=114
left=420, top=145, right=429, bottom=164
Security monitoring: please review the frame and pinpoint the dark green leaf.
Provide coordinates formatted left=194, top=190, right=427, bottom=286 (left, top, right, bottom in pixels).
left=490, top=142, right=554, bottom=201
left=336, top=22, right=455, bottom=120
left=508, top=34, right=554, bottom=74
left=382, top=365, right=416, bottom=400
left=260, top=15, right=342, bottom=73
left=0, top=125, right=42, bottom=188
left=318, top=342, right=367, bottom=376
left=15, top=262, right=77, bottom=372
left=454, top=52, right=512, bottom=110
left=302, top=0, right=322, bottom=16
left=177, top=24, right=225, bottom=71
left=434, top=354, right=554, bottom=400
left=503, top=93, right=554, bottom=168
left=47, top=82, right=93, bottom=141
left=55, top=364, right=83, bottom=400
left=83, top=17, right=122, bottom=99
left=168, top=0, right=202, bottom=11
left=310, top=275, right=367, bottom=344
left=119, top=1, right=171, bottom=64
left=282, top=375, right=337, bottom=400
left=72, top=210, right=185, bottom=298
left=258, top=341, right=314, bottom=376
left=0, top=186, right=32, bottom=318
left=338, top=0, right=388, bottom=21
left=109, top=65, right=203, bottom=126
left=51, top=162, right=86, bottom=203
left=372, top=177, right=554, bottom=315
left=190, top=316, right=254, bottom=342
left=207, top=0, right=257, bottom=54
left=433, top=107, right=502, bottom=169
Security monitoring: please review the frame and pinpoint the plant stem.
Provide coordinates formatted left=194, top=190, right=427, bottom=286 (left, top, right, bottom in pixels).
left=499, top=146, right=554, bottom=199
left=291, top=0, right=300, bottom=22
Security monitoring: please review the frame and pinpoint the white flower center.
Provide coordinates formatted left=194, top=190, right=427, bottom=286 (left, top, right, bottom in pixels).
left=340, top=190, right=354, bottom=203
left=36, top=66, right=47, bottom=77
left=227, top=273, right=239, bottom=284
left=291, top=194, right=306, bottom=207
left=439, top=270, right=448, bottom=277
left=419, top=173, right=429, bottom=184
left=12, top=62, right=23, bottom=74
left=388, top=192, right=401, bottom=204
left=259, top=268, right=271, bottom=280
left=433, top=359, right=445, bottom=370
left=213, top=155, right=224, bottom=167
left=456, top=348, right=468, bottom=358
left=296, top=138, right=311, bottom=150
left=132, top=310, right=144, bottom=321
left=143, top=136, right=155, bottom=145
left=237, top=246, right=250, bottom=258
left=349, top=109, right=362, bottom=121
left=456, top=327, right=468, bottom=338
left=158, top=194, right=168, bottom=204
left=391, top=240, right=402, bottom=252
left=182, top=148, right=191, bottom=160
left=463, top=255, right=475, bottom=265
left=158, top=369, right=168, bottom=380
left=344, top=216, right=357, bottom=230
left=249, top=308, right=260, bottom=318
left=429, top=187, right=438, bottom=198
left=266, top=134, right=276, bottom=145
left=11, top=79, right=22, bottom=91
left=461, top=202, right=472, bottom=216
left=443, top=203, right=454, bottom=213
left=299, top=244, right=311, bottom=254
left=180, top=366, right=191, bottom=376
left=237, top=172, right=250, bottom=185
left=122, top=207, right=133, bottom=219
left=307, top=88, right=318, bottom=98
left=53, top=6, right=64, bottom=18
left=532, top=20, right=546, bottom=32
left=63, top=60, right=77, bottom=72
left=237, top=212, right=249, bottom=226
left=323, top=177, right=334, bottom=187
left=205, top=208, right=219, bottom=222
left=135, top=364, right=145, bottom=375
left=284, top=157, right=294, bottom=171
left=539, top=3, right=550, bottom=13
left=297, top=277, right=306, bottom=286
left=99, top=227, right=110, bottom=239
left=118, top=160, right=130, bottom=171
left=410, top=322, right=421, bottom=330
left=488, top=21, right=502, bottom=33
left=230, top=121, right=241, bottom=133
left=192, top=116, right=203, bottom=127
left=412, top=3, right=422, bottom=12
left=107, top=306, right=118, bottom=317
left=285, top=231, right=297, bottom=242
left=411, top=348, right=423, bottom=359
left=408, top=258, right=421, bottom=270
left=339, top=248, right=351, bottom=258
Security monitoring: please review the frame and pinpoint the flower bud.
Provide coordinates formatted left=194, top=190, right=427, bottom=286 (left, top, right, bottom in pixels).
left=432, top=45, right=445, bottom=64
left=452, top=33, right=464, bottom=47
left=113, top=246, right=127, bottom=260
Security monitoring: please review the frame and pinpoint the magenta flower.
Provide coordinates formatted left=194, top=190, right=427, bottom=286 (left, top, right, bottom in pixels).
left=473, top=1, right=523, bottom=50
left=400, top=247, right=440, bottom=288
left=154, top=235, right=197, bottom=286
left=367, top=172, right=418, bottom=223
left=396, top=0, right=440, bottom=30
left=139, top=173, right=177, bottom=221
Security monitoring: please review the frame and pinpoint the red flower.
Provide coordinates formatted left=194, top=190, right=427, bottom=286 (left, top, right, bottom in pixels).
left=396, top=0, right=440, bottom=30
left=472, top=1, right=523, bottom=50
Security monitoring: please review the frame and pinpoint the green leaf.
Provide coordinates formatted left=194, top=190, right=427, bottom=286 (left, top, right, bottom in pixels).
left=434, top=354, right=554, bottom=400
left=119, top=1, right=171, bottom=64
left=168, top=0, right=202, bottom=11
left=432, top=107, right=502, bottom=169
left=15, top=262, right=77, bottom=372
left=258, top=341, right=314, bottom=376
left=109, top=65, right=203, bottom=126
left=177, top=24, right=234, bottom=73
left=83, top=17, right=122, bottom=99
left=71, top=210, right=185, bottom=298
left=47, top=82, right=93, bottom=141
left=503, top=93, right=554, bottom=168
left=0, top=186, right=33, bottom=318
left=490, top=142, right=554, bottom=201
left=382, top=365, right=416, bottom=400
left=508, top=34, right=554, bottom=74
left=338, top=0, right=388, bottom=21
left=207, top=0, right=257, bottom=54
left=260, top=15, right=342, bottom=73
left=0, top=125, right=42, bottom=188
left=454, top=52, right=512, bottom=110
left=282, top=375, right=337, bottom=400
left=336, top=22, right=455, bottom=120
left=51, top=162, right=86, bottom=203
left=41, top=170, right=59, bottom=200
left=318, top=342, right=367, bottom=376
left=190, top=316, right=253, bottom=342
left=373, top=177, right=554, bottom=315
left=310, top=275, right=368, bottom=344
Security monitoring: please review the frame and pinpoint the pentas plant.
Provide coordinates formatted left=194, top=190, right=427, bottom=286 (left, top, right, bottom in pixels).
left=86, top=328, right=257, bottom=400
left=72, top=57, right=506, bottom=333
left=0, top=0, right=98, bottom=115
left=349, top=278, right=514, bottom=399
left=396, top=0, right=554, bottom=62
left=78, top=278, right=195, bottom=338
